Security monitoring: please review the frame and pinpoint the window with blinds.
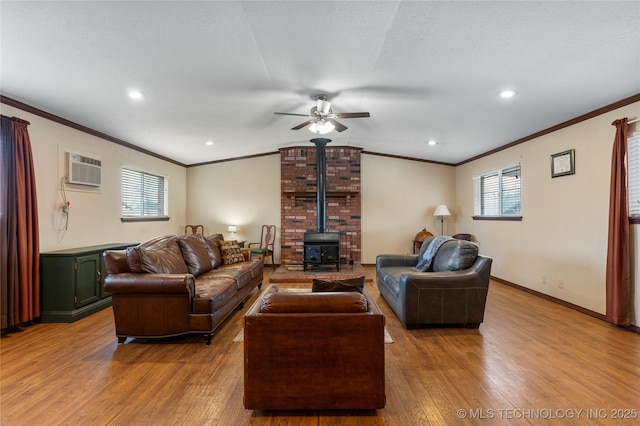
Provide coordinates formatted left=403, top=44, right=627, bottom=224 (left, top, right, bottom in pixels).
left=121, top=167, right=168, bottom=220
left=629, top=135, right=640, bottom=217
left=473, top=164, right=522, bottom=217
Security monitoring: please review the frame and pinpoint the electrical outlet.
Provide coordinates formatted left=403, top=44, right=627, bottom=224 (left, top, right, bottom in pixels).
left=542, top=276, right=547, bottom=285
left=558, top=279, right=564, bottom=289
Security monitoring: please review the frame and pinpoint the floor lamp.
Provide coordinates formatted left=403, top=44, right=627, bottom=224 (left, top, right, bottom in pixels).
left=433, top=205, right=451, bottom=235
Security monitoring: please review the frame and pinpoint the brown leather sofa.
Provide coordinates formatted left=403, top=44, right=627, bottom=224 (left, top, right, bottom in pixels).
left=243, top=285, right=386, bottom=410
left=376, top=237, right=492, bottom=329
left=103, top=234, right=263, bottom=345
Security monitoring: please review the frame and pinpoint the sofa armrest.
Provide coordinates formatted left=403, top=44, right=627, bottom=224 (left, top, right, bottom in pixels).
left=104, top=273, right=195, bottom=296
left=376, top=254, right=419, bottom=269
left=259, top=291, right=369, bottom=313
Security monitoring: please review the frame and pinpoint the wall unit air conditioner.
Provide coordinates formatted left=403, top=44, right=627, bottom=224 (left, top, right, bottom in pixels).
left=67, top=152, right=102, bottom=186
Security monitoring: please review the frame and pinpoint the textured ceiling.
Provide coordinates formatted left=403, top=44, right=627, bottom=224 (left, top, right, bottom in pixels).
left=1, top=1, right=639, bottom=166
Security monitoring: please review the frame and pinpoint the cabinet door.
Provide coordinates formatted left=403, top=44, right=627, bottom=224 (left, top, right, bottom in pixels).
left=75, top=254, right=101, bottom=308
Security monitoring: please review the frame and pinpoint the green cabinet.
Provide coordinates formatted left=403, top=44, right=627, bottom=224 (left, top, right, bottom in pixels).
left=40, top=243, right=134, bottom=323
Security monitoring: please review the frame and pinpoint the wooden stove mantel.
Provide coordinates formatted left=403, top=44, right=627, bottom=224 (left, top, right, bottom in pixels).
left=283, top=191, right=359, bottom=198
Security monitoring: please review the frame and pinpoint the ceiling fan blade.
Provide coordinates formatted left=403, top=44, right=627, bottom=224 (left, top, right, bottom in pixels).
left=329, top=119, right=348, bottom=132
left=274, top=112, right=310, bottom=117
left=334, top=112, right=370, bottom=119
left=291, top=120, right=314, bottom=130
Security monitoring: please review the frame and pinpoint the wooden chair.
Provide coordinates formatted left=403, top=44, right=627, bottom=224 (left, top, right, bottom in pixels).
left=248, top=225, right=276, bottom=268
left=184, top=224, right=204, bottom=235
left=453, top=233, right=472, bottom=241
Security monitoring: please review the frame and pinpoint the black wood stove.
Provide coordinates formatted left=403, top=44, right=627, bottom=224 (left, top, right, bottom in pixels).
left=303, top=232, right=340, bottom=271
left=302, top=138, right=341, bottom=271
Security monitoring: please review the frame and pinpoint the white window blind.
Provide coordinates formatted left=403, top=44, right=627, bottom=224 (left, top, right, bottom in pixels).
left=121, top=168, right=168, bottom=218
left=629, top=135, right=640, bottom=217
left=473, top=164, right=521, bottom=216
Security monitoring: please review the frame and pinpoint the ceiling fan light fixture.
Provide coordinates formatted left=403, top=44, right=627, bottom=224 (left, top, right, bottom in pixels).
left=317, top=99, right=332, bottom=114
left=309, top=120, right=335, bottom=134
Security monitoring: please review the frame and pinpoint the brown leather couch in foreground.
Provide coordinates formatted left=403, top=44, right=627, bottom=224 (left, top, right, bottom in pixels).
left=243, top=285, right=386, bottom=410
left=376, top=237, right=492, bottom=329
left=103, top=234, right=263, bottom=345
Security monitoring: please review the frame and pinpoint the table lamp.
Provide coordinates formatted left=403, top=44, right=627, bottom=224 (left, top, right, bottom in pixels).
left=228, top=225, right=237, bottom=240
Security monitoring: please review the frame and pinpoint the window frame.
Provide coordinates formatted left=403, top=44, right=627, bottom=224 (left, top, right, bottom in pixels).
left=629, top=134, right=640, bottom=224
left=472, top=164, right=523, bottom=221
left=120, top=166, right=170, bottom=222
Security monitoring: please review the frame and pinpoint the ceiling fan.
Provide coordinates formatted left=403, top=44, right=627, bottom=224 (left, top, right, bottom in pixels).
left=274, top=94, right=370, bottom=134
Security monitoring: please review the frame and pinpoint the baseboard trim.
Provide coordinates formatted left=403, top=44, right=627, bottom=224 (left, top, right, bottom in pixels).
left=491, top=276, right=639, bottom=334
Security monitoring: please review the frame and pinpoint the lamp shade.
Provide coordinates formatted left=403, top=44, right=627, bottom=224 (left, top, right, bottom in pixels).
left=433, top=205, right=451, bottom=217
left=309, top=120, right=335, bottom=134
left=228, top=225, right=237, bottom=233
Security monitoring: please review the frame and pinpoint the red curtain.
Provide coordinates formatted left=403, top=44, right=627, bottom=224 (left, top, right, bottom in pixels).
left=1, top=115, right=40, bottom=330
left=605, top=118, right=630, bottom=326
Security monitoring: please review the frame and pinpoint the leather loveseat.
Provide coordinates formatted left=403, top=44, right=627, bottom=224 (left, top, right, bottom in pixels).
left=243, top=285, right=386, bottom=410
left=376, top=237, right=492, bottom=329
left=103, top=234, right=263, bottom=345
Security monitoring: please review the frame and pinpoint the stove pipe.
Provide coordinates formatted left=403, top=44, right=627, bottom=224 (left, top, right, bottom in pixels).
left=310, top=138, right=331, bottom=233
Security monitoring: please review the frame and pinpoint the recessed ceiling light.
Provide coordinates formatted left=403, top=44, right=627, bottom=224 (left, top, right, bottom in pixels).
left=427, top=140, right=437, bottom=146
left=500, top=89, right=517, bottom=99
left=205, top=141, right=214, bottom=146
left=128, top=90, right=143, bottom=100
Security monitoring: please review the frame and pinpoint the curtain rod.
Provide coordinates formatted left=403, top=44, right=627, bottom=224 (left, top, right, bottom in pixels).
left=629, top=118, right=639, bottom=124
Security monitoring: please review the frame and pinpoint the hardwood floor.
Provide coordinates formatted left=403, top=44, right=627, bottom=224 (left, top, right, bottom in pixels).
left=2, top=266, right=639, bottom=425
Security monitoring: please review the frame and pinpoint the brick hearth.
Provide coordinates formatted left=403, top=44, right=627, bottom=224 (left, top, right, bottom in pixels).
left=280, top=146, right=361, bottom=265
left=268, top=263, right=373, bottom=283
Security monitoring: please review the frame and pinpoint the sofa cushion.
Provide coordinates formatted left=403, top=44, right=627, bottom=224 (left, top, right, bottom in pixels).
left=218, top=240, right=245, bottom=264
left=139, top=239, right=189, bottom=274
left=377, top=267, right=405, bottom=297
left=415, top=236, right=454, bottom=272
left=177, top=234, right=213, bottom=276
left=206, top=267, right=253, bottom=290
left=418, top=236, right=436, bottom=259
left=126, top=237, right=180, bottom=274
left=432, top=240, right=479, bottom=272
left=219, top=259, right=263, bottom=279
left=203, top=234, right=224, bottom=268
left=125, top=246, right=145, bottom=273
left=260, top=291, right=369, bottom=313
left=125, top=236, right=174, bottom=273
left=312, top=276, right=365, bottom=293
left=193, top=276, right=238, bottom=313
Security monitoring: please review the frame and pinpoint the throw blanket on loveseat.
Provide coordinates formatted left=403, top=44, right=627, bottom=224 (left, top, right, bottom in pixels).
left=414, top=235, right=453, bottom=271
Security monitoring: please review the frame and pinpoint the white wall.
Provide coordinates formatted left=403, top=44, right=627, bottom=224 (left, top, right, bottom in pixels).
left=1, top=103, right=187, bottom=252
left=361, top=154, right=456, bottom=263
left=455, top=101, right=640, bottom=325
left=184, top=152, right=457, bottom=265
left=185, top=155, right=281, bottom=261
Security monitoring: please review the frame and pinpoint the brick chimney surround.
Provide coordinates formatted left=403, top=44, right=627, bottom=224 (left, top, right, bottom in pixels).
left=280, top=145, right=362, bottom=265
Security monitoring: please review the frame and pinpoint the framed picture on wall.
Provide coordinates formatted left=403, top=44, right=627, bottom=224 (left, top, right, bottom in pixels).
left=551, top=149, right=575, bottom=178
